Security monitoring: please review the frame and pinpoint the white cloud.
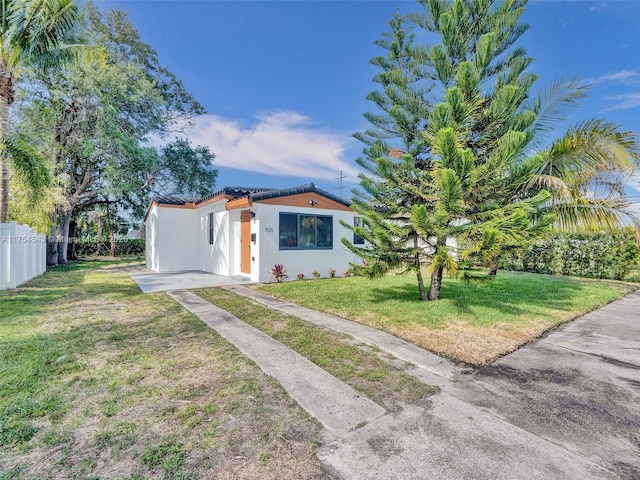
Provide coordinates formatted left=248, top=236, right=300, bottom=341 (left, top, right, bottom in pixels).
left=182, top=111, right=360, bottom=181
left=588, top=2, right=608, bottom=12
left=602, top=92, right=640, bottom=111
left=585, top=69, right=639, bottom=86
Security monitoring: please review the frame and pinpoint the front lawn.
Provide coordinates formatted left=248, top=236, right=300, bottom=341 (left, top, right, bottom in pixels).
left=0, top=260, right=328, bottom=480
left=257, top=271, right=637, bottom=365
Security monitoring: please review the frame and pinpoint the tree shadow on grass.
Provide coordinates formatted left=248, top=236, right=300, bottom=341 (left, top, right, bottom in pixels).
left=365, top=272, right=624, bottom=328
left=1, top=268, right=145, bottom=329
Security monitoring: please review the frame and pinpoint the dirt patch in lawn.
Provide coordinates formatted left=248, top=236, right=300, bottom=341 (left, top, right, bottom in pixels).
left=1, top=265, right=332, bottom=480
left=400, top=318, right=554, bottom=365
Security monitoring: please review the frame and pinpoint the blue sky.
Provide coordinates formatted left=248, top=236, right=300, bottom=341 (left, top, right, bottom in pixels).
left=110, top=0, right=640, bottom=205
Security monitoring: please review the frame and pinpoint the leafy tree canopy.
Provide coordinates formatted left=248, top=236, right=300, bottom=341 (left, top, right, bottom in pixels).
left=12, top=2, right=216, bottom=262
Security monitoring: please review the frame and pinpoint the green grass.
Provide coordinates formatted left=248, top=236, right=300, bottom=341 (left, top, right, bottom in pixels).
left=193, top=288, right=438, bottom=411
left=0, top=259, right=328, bottom=480
left=257, top=271, right=637, bottom=364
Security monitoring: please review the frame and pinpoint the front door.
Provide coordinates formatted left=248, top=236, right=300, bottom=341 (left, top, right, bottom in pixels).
left=240, top=210, right=251, bottom=274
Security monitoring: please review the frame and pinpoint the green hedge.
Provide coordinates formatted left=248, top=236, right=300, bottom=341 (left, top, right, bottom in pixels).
left=500, top=229, right=640, bottom=281
left=74, top=238, right=145, bottom=257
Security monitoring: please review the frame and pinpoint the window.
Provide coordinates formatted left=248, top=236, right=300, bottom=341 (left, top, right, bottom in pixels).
left=279, top=213, right=332, bottom=250
left=353, top=216, right=365, bottom=245
left=208, top=212, right=214, bottom=245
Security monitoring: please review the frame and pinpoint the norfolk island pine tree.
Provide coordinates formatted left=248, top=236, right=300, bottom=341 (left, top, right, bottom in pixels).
left=342, top=0, right=639, bottom=301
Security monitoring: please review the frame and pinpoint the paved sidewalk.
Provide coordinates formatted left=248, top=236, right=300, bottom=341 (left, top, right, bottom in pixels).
left=222, top=285, right=458, bottom=380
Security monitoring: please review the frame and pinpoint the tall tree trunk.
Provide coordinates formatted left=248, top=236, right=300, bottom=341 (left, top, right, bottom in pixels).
left=0, top=70, right=13, bottom=223
left=106, top=203, right=116, bottom=257
left=428, top=264, right=444, bottom=301
left=68, top=219, right=77, bottom=261
left=46, top=224, right=59, bottom=267
left=95, top=216, right=103, bottom=256
left=109, top=229, right=116, bottom=257
left=57, top=209, right=73, bottom=264
left=413, top=237, right=427, bottom=301
left=428, top=237, right=447, bottom=301
left=487, top=254, right=501, bottom=276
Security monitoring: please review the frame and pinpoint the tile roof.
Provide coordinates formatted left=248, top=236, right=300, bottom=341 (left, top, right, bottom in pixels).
left=152, top=183, right=351, bottom=208
left=195, top=186, right=273, bottom=205
left=249, top=183, right=351, bottom=207
left=152, top=194, right=199, bottom=206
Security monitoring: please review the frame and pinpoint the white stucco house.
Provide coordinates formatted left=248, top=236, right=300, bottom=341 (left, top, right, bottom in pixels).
left=144, top=183, right=364, bottom=283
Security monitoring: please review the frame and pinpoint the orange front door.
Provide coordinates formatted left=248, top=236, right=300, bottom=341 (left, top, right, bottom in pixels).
left=240, top=210, right=251, bottom=274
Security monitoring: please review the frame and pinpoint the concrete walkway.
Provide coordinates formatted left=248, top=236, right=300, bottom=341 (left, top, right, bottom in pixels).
left=168, top=290, right=384, bottom=438
left=223, top=285, right=458, bottom=381
left=132, top=270, right=253, bottom=293
left=169, top=286, right=640, bottom=479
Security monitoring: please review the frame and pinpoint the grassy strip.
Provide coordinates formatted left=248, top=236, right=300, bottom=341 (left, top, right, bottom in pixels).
left=1, top=261, right=329, bottom=480
left=192, top=288, right=438, bottom=412
left=257, top=271, right=637, bottom=364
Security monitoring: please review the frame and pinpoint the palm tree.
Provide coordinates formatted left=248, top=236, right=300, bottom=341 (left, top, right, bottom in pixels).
left=0, top=0, right=78, bottom=222
left=529, top=119, right=639, bottom=231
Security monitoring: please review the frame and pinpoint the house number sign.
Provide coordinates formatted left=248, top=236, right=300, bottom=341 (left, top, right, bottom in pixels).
left=264, top=227, right=274, bottom=233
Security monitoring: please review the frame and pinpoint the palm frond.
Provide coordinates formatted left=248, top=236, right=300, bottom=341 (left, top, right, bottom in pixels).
left=544, top=119, right=638, bottom=184
left=548, top=197, right=639, bottom=232
left=4, top=135, right=51, bottom=201
left=6, top=0, right=79, bottom=72
left=527, top=174, right=571, bottom=198
left=527, top=76, right=589, bottom=144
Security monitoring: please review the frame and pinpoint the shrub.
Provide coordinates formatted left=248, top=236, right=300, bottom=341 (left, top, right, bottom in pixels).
left=500, top=228, right=640, bottom=281
left=74, top=237, right=145, bottom=256
left=328, top=268, right=336, bottom=278
left=297, top=273, right=305, bottom=280
left=269, top=264, right=288, bottom=283
left=312, top=270, right=321, bottom=279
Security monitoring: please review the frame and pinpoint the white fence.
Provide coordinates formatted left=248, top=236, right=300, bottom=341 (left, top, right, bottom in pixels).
left=0, top=222, right=46, bottom=290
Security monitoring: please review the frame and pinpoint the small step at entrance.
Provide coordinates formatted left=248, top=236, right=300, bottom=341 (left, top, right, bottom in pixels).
left=230, top=275, right=251, bottom=282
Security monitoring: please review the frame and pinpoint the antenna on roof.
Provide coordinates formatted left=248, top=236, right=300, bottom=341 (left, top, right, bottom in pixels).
left=335, top=170, right=347, bottom=199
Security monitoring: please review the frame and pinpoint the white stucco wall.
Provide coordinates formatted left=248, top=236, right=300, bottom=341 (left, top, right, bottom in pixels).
left=146, top=206, right=200, bottom=272
left=197, top=201, right=230, bottom=275
left=145, top=197, right=362, bottom=279
left=252, top=203, right=359, bottom=283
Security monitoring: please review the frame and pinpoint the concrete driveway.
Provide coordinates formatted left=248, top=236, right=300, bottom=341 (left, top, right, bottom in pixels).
left=319, top=290, right=640, bottom=479
left=449, top=290, right=640, bottom=479
left=131, top=270, right=253, bottom=293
